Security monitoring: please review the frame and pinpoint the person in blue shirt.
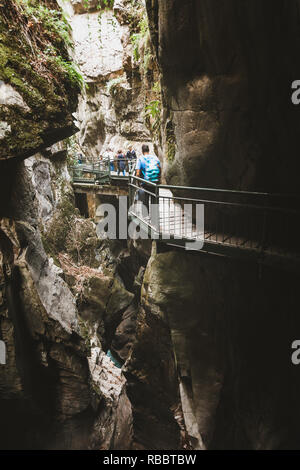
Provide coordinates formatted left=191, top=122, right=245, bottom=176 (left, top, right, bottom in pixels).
left=135, top=144, right=161, bottom=181
left=135, top=144, right=161, bottom=218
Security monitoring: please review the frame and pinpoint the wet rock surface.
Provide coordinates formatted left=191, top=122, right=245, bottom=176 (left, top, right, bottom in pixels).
left=0, top=0, right=79, bottom=161
left=64, top=0, right=153, bottom=160
left=2, top=0, right=300, bottom=452
left=0, top=156, right=134, bottom=449
left=0, top=0, right=168, bottom=451
left=146, top=0, right=300, bottom=192
left=140, top=247, right=300, bottom=449
left=124, top=302, right=181, bottom=450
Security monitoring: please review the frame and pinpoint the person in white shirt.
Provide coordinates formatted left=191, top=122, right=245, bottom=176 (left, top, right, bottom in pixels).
left=103, top=148, right=115, bottom=172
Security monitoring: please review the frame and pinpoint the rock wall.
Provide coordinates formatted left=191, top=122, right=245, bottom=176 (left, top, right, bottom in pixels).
left=0, top=143, right=181, bottom=449
left=146, top=0, right=300, bottom=192
left=0, top=0, right=135, bottom=450
left=0, top=145, right=135, bottom=449
left=91, top=237, right=183, bottom=450
left=141, top=247, right=300, bottom=449
left=62, top=0, right=157, bottom=160
left=0, top=0, right=79, bottom=162
left=0, top=0, right=182, bottom=451
left=3, top=0, right=299, bottom=452
left=141, top=0, right=300, bottom=449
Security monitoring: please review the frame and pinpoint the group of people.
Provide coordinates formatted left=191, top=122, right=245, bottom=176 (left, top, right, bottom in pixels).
left=77, top=143, right=161, bottom=218
left=101, top=144, right=161, bottom=185
left=101, top=145, right=137, bottom=176
left=103, top=143, right=161, bottom=216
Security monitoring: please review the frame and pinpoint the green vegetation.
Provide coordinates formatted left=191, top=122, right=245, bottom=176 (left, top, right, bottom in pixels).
left=19, top=0, right=74, bottom=49
left=0, top=0, right=83, bottom=157
left=144, top=97, right=162, bottom=144
left=65, top=135, right=80, bottom=164
left=144, top=99, right=161, bottom=135
left=1, top=0, right=85, bottom=90
left=83, top=0, right=114, bottom=10
left=82, top=0, right=116, bottom=46
left=130, top=6, right=154, bottom=75
left=130, top=16, right=149, bottom=63
left=166, top=134, right=176, bottom=162
left=129, top=7, right=163, bottom=145
left=143, top=47, right=152, bottom=73
left=152, top=81, right=161, bottom=94
left=78, top=318, right=92, bottom=355
left=52, top=55, right=84, bottom=90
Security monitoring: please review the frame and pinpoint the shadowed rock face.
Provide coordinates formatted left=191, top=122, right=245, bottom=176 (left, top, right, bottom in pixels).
left=0, top=156, right=134, bottom=450
left=2, top=0, right=300, bottom=452
left=0, top=0, right=181, bottom=450
left=146, top=0, right=300, bottom=192
left=141, top=249, right=300, bottom=449
left=0, top=0, right=135, bottom=449
left=142, top=0, right=300, bottom=450
left=123, top=303, right=181, bottom=450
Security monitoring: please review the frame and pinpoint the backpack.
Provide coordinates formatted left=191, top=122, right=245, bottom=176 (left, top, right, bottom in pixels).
left=143, top=155, right=160, bottom=182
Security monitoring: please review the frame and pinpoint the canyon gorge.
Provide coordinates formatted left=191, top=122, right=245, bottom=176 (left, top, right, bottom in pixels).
left=0, top=0, right=300, bottom=451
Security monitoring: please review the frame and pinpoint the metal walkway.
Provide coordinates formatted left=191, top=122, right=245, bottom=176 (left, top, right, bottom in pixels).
left=70, top=159, right=136, bottom=185
left=71, top=163, right=300, bottom=268
left=127, top=176, right=300, bottom=267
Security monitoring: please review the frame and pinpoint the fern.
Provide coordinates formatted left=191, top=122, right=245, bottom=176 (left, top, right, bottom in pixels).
left=145, top=100, right=161, bottom=132
left=19, top=0, right=73, bottom=49
left=130, top=15, right=149, bottom=62
left=53, top=56, right=85, bottom=90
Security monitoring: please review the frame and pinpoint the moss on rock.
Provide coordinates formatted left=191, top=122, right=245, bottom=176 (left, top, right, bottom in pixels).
left=0, top=0, right=81, bottom=160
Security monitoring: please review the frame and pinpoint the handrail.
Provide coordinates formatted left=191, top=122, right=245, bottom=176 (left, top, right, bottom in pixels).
left=72, top=158, right=137, bottom=167
left=128, top=175, right=158, bottom=188
left=128, top=175, right=300, bottom=256
left=72, top=165, right=300, bottom=198
left=129, top=176, right=300, bottom=208
left=129, top=175, right=300, bottom=200
left=71, top=166, right=300, bottom=258
left=158, top=183, right=270, bottom=196
left=71, top=158, right=137, bottom=184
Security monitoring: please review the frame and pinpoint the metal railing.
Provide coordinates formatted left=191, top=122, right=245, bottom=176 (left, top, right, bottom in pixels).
left=70, top=164, right=300, bottom=258
left=71, top=158, right=137, bottom=184
left=128, top=175, right=300, bottom=257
